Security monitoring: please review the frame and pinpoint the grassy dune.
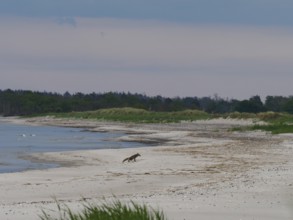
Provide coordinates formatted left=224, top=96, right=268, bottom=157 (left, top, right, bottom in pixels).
left=53, top=107, right=210, bottom=123
left=46, top=108, right=293, bottom=134
left=226, top=111, right=293, bottom=134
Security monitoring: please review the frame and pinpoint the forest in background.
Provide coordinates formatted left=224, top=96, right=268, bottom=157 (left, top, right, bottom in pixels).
left=1, top=89, right=293, bottom=116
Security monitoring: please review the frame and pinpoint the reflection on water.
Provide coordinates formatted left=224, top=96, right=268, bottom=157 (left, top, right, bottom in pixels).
left=0, top=119, right=145, bottom=173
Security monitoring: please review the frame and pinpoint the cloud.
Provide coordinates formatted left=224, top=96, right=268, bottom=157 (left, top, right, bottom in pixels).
left=2, top=18, right=293, bottom=68
left=55, top=17, right=77, bottom=27
left=1, top=0, right=293, bottom=26
left=1, top=17, right=293, bottom=98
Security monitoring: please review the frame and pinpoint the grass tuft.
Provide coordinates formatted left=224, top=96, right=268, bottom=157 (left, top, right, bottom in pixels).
left=39, top=199, right=167, bottom=220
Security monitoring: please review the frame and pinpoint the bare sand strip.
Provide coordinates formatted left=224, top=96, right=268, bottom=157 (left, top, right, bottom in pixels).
left=0, top=117, right=293, bottom=220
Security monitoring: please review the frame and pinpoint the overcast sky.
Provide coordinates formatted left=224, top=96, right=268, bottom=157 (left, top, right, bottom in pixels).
left=1, top=1, right=293, bottom=100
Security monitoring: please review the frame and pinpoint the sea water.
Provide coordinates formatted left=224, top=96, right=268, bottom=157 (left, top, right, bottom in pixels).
left=0, top=118, right=145, bottom=173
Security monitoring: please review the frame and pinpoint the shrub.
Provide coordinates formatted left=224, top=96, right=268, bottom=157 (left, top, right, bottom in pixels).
left=225, top=112, right=256, bottom=119
left=257, top=112, right=281, bottom=121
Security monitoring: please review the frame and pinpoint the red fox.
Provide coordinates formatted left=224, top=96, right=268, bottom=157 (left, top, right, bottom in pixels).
left=122, top=153, right=141, bottom=163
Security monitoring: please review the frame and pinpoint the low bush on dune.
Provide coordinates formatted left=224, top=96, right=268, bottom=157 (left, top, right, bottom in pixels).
left=251, top=123, right=293, bottom=134
left=40, top=199, right=167, bottom=220
left=225, top=111, right=288, bottom=121
left=225, top=112, right=257, bottom=119
left=256, top=111, right=281, bottom=121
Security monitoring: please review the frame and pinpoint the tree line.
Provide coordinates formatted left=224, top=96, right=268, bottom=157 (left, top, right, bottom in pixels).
left=1, top=89, right=293, bottom=116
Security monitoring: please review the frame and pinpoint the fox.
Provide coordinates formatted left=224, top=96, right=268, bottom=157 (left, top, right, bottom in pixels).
left=122, top=153, right=141, bottom=163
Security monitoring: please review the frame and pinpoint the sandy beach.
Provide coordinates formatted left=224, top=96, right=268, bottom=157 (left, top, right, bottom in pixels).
left=1, top=117, right=293, bottom=220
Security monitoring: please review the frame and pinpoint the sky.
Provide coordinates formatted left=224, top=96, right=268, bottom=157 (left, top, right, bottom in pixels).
left=1, top=1, right=293, bottom=100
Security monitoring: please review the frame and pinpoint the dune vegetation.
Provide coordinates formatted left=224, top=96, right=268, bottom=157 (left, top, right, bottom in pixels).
left=225, top=111, right=293, bottom=134
left=51, top=107, right=211, bottom=123
left=46, top=108, right=293, bottom=134
left=40, top=199, right=167, bottom=220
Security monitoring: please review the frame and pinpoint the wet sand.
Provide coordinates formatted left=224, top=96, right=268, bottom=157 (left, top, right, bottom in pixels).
left=0, top=117, right=293, bottom=220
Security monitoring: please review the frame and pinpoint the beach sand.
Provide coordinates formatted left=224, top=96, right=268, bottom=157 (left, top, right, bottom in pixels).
left=0, top=117, right=293, bottom=220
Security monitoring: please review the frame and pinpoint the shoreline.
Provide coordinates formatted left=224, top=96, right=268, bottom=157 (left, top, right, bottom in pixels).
left=0, top=116, right=293, bottom=219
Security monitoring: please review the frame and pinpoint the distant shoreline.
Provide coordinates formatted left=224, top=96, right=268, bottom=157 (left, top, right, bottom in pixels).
left=0, top=117, right=150, bottom=173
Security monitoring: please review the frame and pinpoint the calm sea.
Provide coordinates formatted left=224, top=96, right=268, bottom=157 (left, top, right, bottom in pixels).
left=0, top=118, right=145, bottom=173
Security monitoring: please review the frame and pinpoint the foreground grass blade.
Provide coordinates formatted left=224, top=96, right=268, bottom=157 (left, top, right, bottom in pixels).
left=40, top=199, right=167, bottom=220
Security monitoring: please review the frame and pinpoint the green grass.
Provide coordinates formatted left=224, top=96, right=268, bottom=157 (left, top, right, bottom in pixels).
left=40, top=199, right=167, bottom=220
left=51, top=107, right=211, bottom=123
left=252, top=112, right=293, bottom=134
